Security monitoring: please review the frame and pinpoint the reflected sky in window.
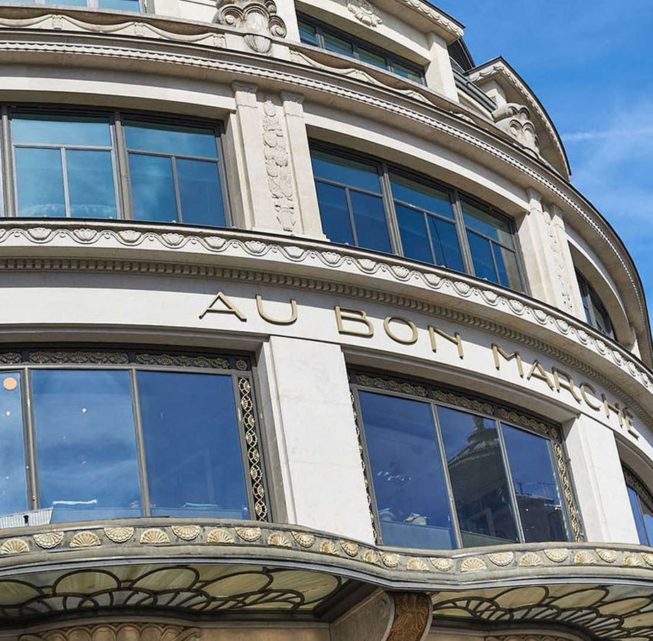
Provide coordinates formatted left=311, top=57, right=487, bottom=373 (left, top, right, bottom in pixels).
left=0, top=373, right=27, bottom=515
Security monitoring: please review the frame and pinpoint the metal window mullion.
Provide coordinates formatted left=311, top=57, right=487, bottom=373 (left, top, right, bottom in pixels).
left=315, top=176, right=382, bottom=198
left=215, top=126, right=232, bottom=228
left=452, top=190, right=475, bottom=276
left=61, top=148, right=71, bottom=218
left=344, top=187, right=359, bottom=246
left=488, top=239, right=502, bottom=284
left=430, top=403, right=463, bottom=549
left=423, top=211, right=439, bottom=265
left=1, top=107, right=14, bottom=217
left=130, top=369, right=151, bottom=518
left=23, top=368, right=39, bottom=511
left=379, top=164, right=402, bottom=255
left=171, top=156, right=183, bottom=223
left=496, top=421, right=526, bottom=543
left=114, top=113, right=133, bottom=220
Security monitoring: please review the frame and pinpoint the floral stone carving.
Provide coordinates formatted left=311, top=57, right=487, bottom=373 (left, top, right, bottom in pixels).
left=347, top=0, right=382, bottom=28
left=215, top=0, right=287, bottom=53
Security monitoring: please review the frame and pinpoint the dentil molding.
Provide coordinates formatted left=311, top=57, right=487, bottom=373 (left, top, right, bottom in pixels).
left=21, top=625, right=200, bottom=641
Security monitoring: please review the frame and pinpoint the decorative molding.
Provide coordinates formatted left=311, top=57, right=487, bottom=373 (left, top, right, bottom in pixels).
left=387, top=593, right=432, bottom=641
left=262, top=96, right=296, bottom=231
left=215, top=0, right=286, bottom=53
left=391, top=0, right=463, bottom=39
left=347, top=0, right=383, bottom=28
left=21, top=625, right=200, bottom=641
left=486, top=637, right=577, bottom=641
left=493, top=102, right=540, bottom=156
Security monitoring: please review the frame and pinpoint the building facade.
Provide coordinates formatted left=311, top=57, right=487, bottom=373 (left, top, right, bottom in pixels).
left=0, top=1, right=650, bottom=640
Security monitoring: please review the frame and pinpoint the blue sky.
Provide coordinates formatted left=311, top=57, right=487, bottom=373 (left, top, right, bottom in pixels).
left=435, top=1, right=653, bottom=317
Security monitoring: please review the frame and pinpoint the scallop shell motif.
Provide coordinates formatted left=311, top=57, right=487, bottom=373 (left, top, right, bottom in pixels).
left=488, top=552, right=515, bottom=567
left=33, top=532, right=64, bottom=549
left=596, top=548, right=618, bottom=563
left=340, top=541, right=359, bottom=557
left=431, top=558, right=454, bottom=572
left=292, top=532, right=316, bottom=548
left=573, top=551, right=596, bottom=565
left=206, top=528, right=235, bottom=545
left=235, top=527, right=262, bottom=543
left=381, top=553, right=400, bottom=568
left=69, top=532, right=101, bottom=548
left=0, top=538, right=29, bottom=554
left=319, top=540, right=339, bottom=556
left=624, top=553, right=642, bottom=567
left=267, top=533, right=292, bottom=548
left=406, top=558, right=429, bottom=572
left=544, top=548, right=569, bottom=563
left=171, top=526, right=201, bottom=541
left=140, top=529, right=170, bottom=545
left=362, top=550, right=381, bottom=565
left=519, top=552, right=543, bottom=567
left=104, top=527, right=134, bottom=544
left=460, top=557, right=487, bottom=572
left=642, top=553, right=653, bottom=567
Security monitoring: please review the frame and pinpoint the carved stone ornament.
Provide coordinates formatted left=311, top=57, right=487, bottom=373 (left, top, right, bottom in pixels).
left=387, top=593, right=432, bottom=641
left=493, top=102, right=540, bottom=155
left=215, top=0, right=287, bottom=53
left=347, top=0, right=382, bottom=28
left=21, top=624, right=200, bottom=641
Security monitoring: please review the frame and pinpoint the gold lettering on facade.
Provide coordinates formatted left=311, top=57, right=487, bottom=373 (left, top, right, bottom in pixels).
left=335, top=306, right=374, bottom=337
left=602, top=394, right=623, bottom=427
left=580, top=382, right=602, bottom=411
left=527, top=360, right=555, bottom=390
left=199, top=292, right=247, bottom=321
left=428, top=326, right=464, bottom=359
left=552, top=367, right=583, bottom=404
left=383, top=316, right=418, bottom=345
left=255, top=295, right=298, bottom=325
left=491, top=344, right=524, bottom=377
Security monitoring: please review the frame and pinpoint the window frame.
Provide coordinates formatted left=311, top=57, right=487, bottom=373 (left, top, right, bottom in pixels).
left=297, top=13, right=426, bottom=85
left=350, top=370, right=583, bottom=549
left=310, top=141, right=529, bottom=292
left=624, top=467, right=653, bottom=546
left=0, top=349, right=269, bottom=525
left=0, top=106, right=232, bottom=228
left=0, top=0, right=144, bottom=12
left=576, top=270, right=615, bottom=339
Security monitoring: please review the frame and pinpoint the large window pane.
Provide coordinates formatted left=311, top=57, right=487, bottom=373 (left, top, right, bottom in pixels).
left=125, top=121, right=217, bottom=157
left=397, top=205, right=432, bottom=264
left=315, top=181, right=354, bottom=245
left=138, top=371, right=248, bottom=519
left=359, top=391, right=456, bottom=550
left=390, top=174, right=454, bottom=220
left=0, top=373, right=27, bottom=516
left=67, top=150, right=118, bottom=219
left=495, top=246, right=522, bottom=290
left=311, top=151, right=381, bottom=194
left=502, top=424, right=567, bottom=542
left=628, top=485, right=649, bottom=545
left=428, top=216, right=465, bottom=271
left=129, top=153, right=177, bottom=222
left=177, top=158, right=225, bottom=227
left=462, top=201, right=513, bottom=246
left=350, top=191, right=391, bottom=253
left=32, top=370, right=141, bottom=523
left=438, top=407, right=519, bottom=546
left=98, top=0, right=140, bottom=10
left=467, top=232, right=498, bottom=283
left=323, top=32, right=353, bottom=56
left=15, top=148, right=66, bottom=217
left=12, top=115, right=111, bottom=147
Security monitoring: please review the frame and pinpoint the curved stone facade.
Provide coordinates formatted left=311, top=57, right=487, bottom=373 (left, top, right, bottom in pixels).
left=0, top=2, right=648, bottom=641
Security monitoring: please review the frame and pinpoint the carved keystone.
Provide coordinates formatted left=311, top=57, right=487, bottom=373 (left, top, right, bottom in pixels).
left=215, top=0, right=287, bottom=53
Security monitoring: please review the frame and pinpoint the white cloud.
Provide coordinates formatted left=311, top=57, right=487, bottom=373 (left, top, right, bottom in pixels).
left=564, top=126, right=653, bottom=142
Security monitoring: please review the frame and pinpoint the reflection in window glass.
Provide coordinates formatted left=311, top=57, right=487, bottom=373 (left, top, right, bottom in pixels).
left=438, top=407, right=519, bottom=546
left=502, top=424, right=567, bottom=542
left=67, top=150, right=118, bottom=219
left=32, top=370, right=141, bottom=523
left=129, top=154, right=177, bottom=223
left=359, top=392, right=455, bottom=549
left=15, top=148, right=66, bottom=217
left=0, top=373, right=27, bottom=516
left=138, top=372, right=248, bottom=519
left=626, top=474, right=653, bottom=546
left=577, top=271, right=615, bottom=339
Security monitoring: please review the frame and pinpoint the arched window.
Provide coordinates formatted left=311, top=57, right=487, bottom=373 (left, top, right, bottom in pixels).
left=625, top=468, right=653, bottom=545
left=576, top=270, right=615, bottom=339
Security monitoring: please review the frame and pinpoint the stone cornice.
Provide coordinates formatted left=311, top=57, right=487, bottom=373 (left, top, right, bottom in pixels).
left=0, top=221, right=648, bottom=423
left=388, top=0, right=464, bottom=40
left=0, top=11, right=645, bottom=353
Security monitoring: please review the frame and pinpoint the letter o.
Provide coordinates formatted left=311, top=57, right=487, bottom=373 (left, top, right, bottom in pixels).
left=383, top=316, right=418, bottom=345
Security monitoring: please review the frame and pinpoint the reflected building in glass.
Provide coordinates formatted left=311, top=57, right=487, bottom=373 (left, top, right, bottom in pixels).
left=0, top=2, right=649, bottom=641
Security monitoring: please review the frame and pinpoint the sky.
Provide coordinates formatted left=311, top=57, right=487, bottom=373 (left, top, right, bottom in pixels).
left=434, top=1, right=653, bottom=318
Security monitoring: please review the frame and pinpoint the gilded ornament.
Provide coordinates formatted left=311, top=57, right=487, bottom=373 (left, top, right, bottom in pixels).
left=362, top=550, right=381, bottom=565
left=140, top=529, right=170, bottom=545
left=206, top=528, right=235, bottom=544
left=460, top=557, right=487, bottom=572
left=33, top=532, right=64, bottom=549
left=596, top=548, right=618, bottom=563
left=319, top=540, right=339, bottom=556
left=235, top=526, right=262, bottom=542
left=573, top=551, right=596, bottom=565
left=291, top=531, right=316, bottom=548
left=340, top=541, right=359, bottom=557
left=171, top=526, right=201, bottom=541
left=104, top=527, right=134, bottom=543
left=267, top=532, right=292, bottom=548
left=518, top=552, right=543, bottom=567
left=430, top=557, right=454, bottom=572
left=381, top=553, right=400, bottom=568
left=406, top=558, right=429, bottom=572
left=0, top=538, right=29, bottom=554
left=544, top=548, right=569, bottom=563
left=69, top=532, right=101, bottom=548
left=488, top=552, right=515, bottom=567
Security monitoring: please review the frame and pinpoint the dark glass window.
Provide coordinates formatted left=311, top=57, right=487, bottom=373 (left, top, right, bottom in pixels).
left=625, top=469, right=653, bottom=546
left=7, top=110, right=229, bottom=227
left=311, top=146, right=526, bottom=291
left=0, top=351, right=263, bottom=527
left=577, top=271, right=615, bottom=339
left=298, top=14, right=425, bottom=84
left=353, top=374, right=572, bottom=550
left=0, top=0, right=141, bottom=11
